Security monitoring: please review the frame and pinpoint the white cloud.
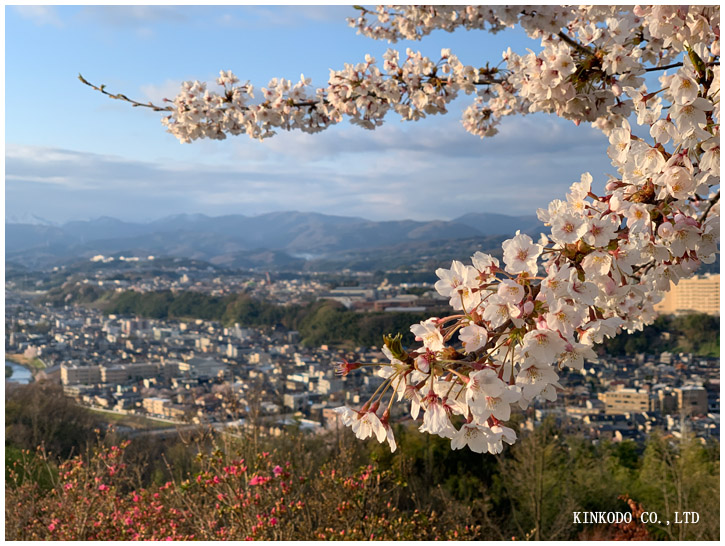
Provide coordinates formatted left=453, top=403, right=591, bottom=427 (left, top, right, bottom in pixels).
left=77, top=6, right=187, bottom=27
left=5, top=109, right=612, bottom=223
left=13, top=6, right=63, bottom=27
left=216, top=6, right=351, bottom=28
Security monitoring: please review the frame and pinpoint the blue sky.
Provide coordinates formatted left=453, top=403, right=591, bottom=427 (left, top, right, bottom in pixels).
left=5, top=4, right=614, bottom=224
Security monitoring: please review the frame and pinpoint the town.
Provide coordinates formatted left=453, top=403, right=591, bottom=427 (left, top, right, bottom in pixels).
left=5, top=262, right=720, bottom=447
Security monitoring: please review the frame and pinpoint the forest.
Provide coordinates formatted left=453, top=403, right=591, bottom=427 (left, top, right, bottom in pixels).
left=42, top=285, right=447, bottom=347
left=41, top=283, right=720, bottom=355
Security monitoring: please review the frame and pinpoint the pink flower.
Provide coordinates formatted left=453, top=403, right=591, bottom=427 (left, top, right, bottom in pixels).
left=249, top=475, right=270, bottom=486
left=269, top=517, right=278, bottom=526
left=273, top=465, right=283, bottom=477
left=98, top=484, right=109, bottom=492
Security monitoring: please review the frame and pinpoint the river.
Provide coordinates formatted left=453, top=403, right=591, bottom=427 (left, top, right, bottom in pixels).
left=5, top=361, right=33, bottom=384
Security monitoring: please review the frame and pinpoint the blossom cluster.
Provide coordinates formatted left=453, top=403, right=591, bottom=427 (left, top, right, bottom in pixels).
left=351, top=5, right=720, bottom=136
left=159, top=48, right=496, bottom=143
left=152, top=6, right=719, bottom=142
left=337, top=159, right=717, bottom=453
left=329, top=5, right=719, bottom=453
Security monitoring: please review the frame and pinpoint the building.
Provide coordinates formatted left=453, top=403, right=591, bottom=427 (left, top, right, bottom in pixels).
left=143, top=397, right=170, bottom=416
left=317, top=377, right=342, bottom=395
left=654, top=273, right=720, bottom=316
left=676, top=386, right=708, bottom=416
left=122, top=318, right=149, bottom=336
left=61, top=364, right=102, bottom=386
left=656, top=389, right=678, bottom=414
left=178, top=357, right=229, bottom=379
left=100, top=362, right=159, bottom=384
left=284, top=393, right=309, bottom=412
left=321, top=287, right=376, bottom=309
left=600, top=388, right=651, bottom=414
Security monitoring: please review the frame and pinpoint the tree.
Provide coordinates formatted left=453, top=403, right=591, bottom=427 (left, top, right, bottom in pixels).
left=635, top=433, right=720, bottom=540
left=6, top=382, right=98, bottom=460
left=497, top=418, right=575, bottom=540
left=82, top=5, right=720, bottom=454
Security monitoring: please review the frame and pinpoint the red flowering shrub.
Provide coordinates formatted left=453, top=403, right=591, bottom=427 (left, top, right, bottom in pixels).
left=6, top=439, right=480, bottom=540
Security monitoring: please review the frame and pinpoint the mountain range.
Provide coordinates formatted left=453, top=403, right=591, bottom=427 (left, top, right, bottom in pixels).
left=5, top=211, right=543, bottom=269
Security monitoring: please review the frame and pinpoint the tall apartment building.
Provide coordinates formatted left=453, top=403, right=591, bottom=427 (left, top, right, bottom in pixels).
left=654, top=273, right=720, bottom=316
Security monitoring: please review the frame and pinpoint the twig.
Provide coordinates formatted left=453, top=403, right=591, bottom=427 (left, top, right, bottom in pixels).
left=698, top=191, right=720, bottom=223
left=78, top=74, right=172, bottom=112
left=557, top=31, right=596, bottom=57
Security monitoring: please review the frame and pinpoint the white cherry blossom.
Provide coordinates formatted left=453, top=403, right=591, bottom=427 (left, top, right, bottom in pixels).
left=501, top=232, right=542, bottom=276
left=458, top=323, right=489, bottom=352
left=410, top=318, right=445, bottom=352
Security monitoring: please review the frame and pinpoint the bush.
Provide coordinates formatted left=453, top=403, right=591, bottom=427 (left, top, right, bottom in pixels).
left=6, top=436, right=481, bottom=540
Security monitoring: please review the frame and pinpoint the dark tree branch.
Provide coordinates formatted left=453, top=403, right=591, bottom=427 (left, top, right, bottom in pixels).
left=644, top=61, right=719, bottom=73
left=698, top=191, right=720, bottom=223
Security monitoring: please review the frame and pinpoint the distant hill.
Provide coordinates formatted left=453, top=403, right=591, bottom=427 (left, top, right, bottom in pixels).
left=5, top=211, right=540, bottom=269
left=4, top=213, right=57, bottom=226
